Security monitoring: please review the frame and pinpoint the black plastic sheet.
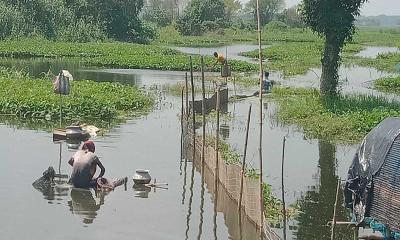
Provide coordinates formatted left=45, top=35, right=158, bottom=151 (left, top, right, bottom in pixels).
left=345, top=117, right=400, bottom=224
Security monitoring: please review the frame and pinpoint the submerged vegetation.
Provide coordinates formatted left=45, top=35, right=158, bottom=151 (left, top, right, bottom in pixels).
left=272, top=87, right=400, bottom=143
left=0, top=68, right=153, bottom=127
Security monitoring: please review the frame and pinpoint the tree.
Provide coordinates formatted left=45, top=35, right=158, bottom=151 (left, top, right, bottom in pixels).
left=224, top=0, right=241, bottom=23
left=278, top=5, right=305, bottom=28
left=142, top=0, right=178, bottom=27
left=300, top=0, right=368, bottom=95
left=176, top=0, right=226, bottom=35
left=245, top=0, right=284, bottom=26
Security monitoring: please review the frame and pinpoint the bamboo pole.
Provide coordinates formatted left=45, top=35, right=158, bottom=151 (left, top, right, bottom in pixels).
left=58, top=142, right=62, bottom=175
left=239, top=104, right=252, bottom=211
left=185, top=72, right=189, bottom=120
left=59, top=93, right=62, bottom=128
left=190, top=56, right=196, bottom=165
left=212, top=87, right=221, bottom=240
left=201, top=56, right=206, bottom=167
left=215, top=86, right=221, bottom=180
left=331, top=178, right=341, bottom=240
left=281, top=136, right=287, bottom=240
left=256, top=0, right=265, bottom=234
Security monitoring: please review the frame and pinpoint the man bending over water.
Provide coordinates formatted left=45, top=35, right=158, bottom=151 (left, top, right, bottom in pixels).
left=68, top=140, right=105, bottom=188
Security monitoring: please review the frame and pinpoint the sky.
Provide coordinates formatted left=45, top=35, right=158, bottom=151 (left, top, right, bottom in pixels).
left=239, top=0, right=400, bottom=16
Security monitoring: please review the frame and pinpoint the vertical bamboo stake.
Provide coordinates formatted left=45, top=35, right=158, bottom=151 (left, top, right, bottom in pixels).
left=58, top=142, right=62, bottom=174
left=256, top=0, right=265, bottom=235
left=281, top=136, right=287, bottom=240
left=59, top=93, right=62, bottom=128
left=190, top=57, right=196, bottom=163
left=185, top=72, right=189, bottom=120
left=215, top=86, right=221, bottom=180
left=331, top=178, right=341, bottom=240
left=239, top=104, right=252, bottom=211
left=201, top=56, right=206, bottom=167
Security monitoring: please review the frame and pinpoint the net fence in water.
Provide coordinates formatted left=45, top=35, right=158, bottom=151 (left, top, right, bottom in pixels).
left=185, top=130, right=280, bottom=240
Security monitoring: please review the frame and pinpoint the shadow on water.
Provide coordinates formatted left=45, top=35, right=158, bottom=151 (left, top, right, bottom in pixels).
left=294, top=140, right=353, bottom=240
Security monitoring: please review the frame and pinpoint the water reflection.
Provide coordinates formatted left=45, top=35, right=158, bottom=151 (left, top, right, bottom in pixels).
left=68, top=188, right=107, bottom=224
left=294, top=140, right=352, bottom=240
left=132, top=184, right=152, bottom=198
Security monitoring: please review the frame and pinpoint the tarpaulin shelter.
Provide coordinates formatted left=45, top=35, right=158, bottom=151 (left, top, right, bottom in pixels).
left=345, top=117, right=400, bottom=232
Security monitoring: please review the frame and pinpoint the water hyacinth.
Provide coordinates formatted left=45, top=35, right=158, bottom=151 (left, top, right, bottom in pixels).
left=0, top=68, right=153, bottom=124
left=0, top=39, right=256, bottom=72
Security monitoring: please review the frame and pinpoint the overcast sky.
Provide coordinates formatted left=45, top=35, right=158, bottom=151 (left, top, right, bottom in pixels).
left=239, top=0, right=400, bottom=16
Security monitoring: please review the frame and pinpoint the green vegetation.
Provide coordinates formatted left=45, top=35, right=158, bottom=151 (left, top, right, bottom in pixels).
left=0, top=68, right=153, bottom=127
left=350, top=52, right=400, bottom=73
left=0, top=0, right=154, bottom=43
left=242, top=42, right=363, bottom=76
left=375, top=76, right=400, bottom=93
left=177, top=0, right=226, bottom=36
left=155, top=26, right=320, bottom=47
left=272, top=87, right=400, bottom=143
left=245, top=0, right=285, bottom=26
left=354, top=27, right=400, bottom=46
left=0, top=39, right=256, bottom=72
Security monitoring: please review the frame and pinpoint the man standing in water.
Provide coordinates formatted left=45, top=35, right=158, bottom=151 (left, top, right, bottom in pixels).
left=68, top=140, right=105, bottom=188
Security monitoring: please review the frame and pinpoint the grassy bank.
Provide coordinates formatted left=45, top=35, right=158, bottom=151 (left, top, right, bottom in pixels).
left=0, top=39, right=256, bottom=72
left=272, top=87, right=400, bottom=143
left=0, top=68, right=153, bottom=127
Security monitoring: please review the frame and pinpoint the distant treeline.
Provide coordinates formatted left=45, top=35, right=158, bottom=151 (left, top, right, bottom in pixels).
left=0, top=0, right=156, bottom=43
left=357, top=15, right=400, bottom=27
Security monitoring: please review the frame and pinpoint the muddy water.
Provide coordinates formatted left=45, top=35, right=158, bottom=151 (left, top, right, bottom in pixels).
left=0, top=56, right=379, bottom=239
left=355, top=46, right=399, bottom=58
left=173, top=44, right=263, bottom=63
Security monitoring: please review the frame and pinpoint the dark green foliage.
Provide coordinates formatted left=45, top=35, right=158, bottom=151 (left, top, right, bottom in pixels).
left=176, top=0, right=226, bottom=35
left=142, top=0, right=177, bottom=27
left=300, top=0, right=368, bottom=95
left=0, top=0, right=155, bottom=43
left=300, top=0, right=368, bottom=44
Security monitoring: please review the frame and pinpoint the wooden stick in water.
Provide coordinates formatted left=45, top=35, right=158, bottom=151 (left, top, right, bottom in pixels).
left=239, top=104, right=252, bottom=211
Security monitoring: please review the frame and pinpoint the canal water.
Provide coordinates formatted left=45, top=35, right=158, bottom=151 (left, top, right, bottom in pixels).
left=0, top=45, right=392, bottom=239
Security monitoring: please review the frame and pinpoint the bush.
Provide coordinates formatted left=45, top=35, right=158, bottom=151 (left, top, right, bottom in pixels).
left=264, top=20, right=289, bottom=31
left=176, top=0, right=226, bottom=36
